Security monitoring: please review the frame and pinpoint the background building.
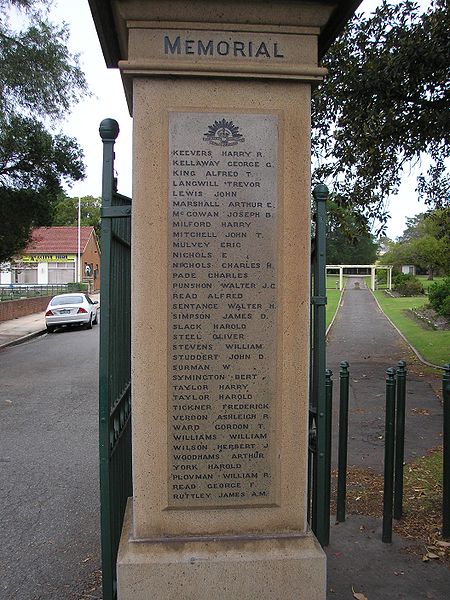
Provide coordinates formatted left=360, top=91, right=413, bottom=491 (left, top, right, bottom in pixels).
left=0, top=227, right=100, bottom=290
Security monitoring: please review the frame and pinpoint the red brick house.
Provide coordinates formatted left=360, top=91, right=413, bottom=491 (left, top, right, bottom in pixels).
left=1, top=227, right=101, bottom=290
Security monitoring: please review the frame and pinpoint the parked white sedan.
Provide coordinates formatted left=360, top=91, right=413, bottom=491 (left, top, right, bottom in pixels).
left=45, top=293, right=99, bottom=332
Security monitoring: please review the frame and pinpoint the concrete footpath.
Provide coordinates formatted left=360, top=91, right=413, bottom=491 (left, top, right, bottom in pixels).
left=0, top=293, right=100, bottom=349
left=325, top=277, right=449, bottom=599
left=326, top=515, right=449, bottom=599
left=0, top=311, right=47, bottom=348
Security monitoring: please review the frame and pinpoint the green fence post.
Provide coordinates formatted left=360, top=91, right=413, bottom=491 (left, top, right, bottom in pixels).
left=99, top=118, right=120, bottom=600
left=383, top=367, right=396, bottom=543
left=394, top=360, right=406, bottom=520
left=311, top=184, right=329, bottom=546
left=336, top=361, right=349, bottom=523
left=443, top=364, right=450, bottom=539
left=324, top=369, right=333, bottom=546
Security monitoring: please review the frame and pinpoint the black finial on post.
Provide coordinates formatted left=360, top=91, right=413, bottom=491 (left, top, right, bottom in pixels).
left=99, top=118, right=120, bottom=141
left=100, top=119, right=119, bottom=205
left=312, top=183, right=329, bottom=202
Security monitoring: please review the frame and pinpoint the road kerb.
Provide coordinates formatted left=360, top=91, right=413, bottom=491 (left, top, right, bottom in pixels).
left=0, top=329, right=47, bottom=350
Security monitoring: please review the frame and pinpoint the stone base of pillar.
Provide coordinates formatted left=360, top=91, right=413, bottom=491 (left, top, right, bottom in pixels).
left=117, top=501, right=326, bottom=600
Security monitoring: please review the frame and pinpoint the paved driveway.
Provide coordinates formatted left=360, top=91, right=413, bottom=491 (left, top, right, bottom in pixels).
left=327, top=277, right=443, bottom=471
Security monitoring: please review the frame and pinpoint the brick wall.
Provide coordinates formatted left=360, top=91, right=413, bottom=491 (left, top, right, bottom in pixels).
left=82, top=232, right=101, bottom=292
left=0, top=296, right=52, bottom=322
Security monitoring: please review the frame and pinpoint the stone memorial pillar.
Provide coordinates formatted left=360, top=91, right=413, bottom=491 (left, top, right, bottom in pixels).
left=89, top=1, right=360, bottom=598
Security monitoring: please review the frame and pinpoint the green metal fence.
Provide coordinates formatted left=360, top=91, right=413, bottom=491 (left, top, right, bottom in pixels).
left=309, top=184, right=331, bottom=546
left=0, top=284, right=75, bottom=300
left=98, top=119, right=132, bottom=600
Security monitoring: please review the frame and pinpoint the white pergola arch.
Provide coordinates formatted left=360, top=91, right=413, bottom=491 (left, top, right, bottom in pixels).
left=326, top=265, right=393, bottom=291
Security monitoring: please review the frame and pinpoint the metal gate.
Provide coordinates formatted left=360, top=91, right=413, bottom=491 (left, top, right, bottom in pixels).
left=98, top=119, right=132, bottom=600
left=309, top=183, right=331, bottom=547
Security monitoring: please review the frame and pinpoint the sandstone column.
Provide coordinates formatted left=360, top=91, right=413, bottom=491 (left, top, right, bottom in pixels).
left=88, top=2, right=359, bottom=598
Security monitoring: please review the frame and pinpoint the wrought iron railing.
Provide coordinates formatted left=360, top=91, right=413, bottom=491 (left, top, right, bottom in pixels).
left=308, top=184, right=331, bottom=546
left=0, top=284, right=75, bottom=300
left=98, top=119, right=132, bottom=600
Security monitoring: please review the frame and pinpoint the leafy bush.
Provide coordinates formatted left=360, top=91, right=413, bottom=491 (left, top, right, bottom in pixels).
left=428, top=277, right=450, bottom=317
left=376, top=270, right=387, bottom=285
left=392, top=272, right=412, bottom=286
left=393, top=273, right=424, bottom=296
left=439, top=297, right=450, bottom=318
left=67, top=282, right=88, bottom=292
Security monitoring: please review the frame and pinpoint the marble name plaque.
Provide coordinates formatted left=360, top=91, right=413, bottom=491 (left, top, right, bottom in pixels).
left=168, top=111, right=278, bottom=509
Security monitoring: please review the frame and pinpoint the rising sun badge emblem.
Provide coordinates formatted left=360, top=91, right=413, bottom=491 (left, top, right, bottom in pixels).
left=203, top=118, right=245, bottom=147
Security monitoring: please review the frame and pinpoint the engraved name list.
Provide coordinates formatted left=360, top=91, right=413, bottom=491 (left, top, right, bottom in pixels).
left=168, top=112, right=278, bottom=509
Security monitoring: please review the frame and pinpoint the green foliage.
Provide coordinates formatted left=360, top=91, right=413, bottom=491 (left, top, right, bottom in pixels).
left=376, top=270, right=387, bottom=285
left=67, top=282, right=88, bottom=292
left=428, top=277, right=450, bottom=317
left=0, top=1, right=35, bottom=7
left=312, top=0, right=450, bottom=228
left=380, top=208, right=450, bottom=277
left=52, top=195, right=101, bottom=238
left=392, top=273, right=424, bottom=296
left=392, top=273, right=409, bottom=286
left=0, top=1, right=88, bottom=262
left=0, top=115, right=84, bottom=191
left=439, top=297, right=450, bottom=319
left=0, top=186, right=53, bottom=261
left=326, top=199, right=378, bottom=264
left=0, top=3, right=88, bottom=120
left=416, top=275, right=445, bottom=293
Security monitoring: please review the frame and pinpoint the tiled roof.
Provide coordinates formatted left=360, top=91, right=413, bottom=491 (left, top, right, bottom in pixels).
left=24, top=227, right=95, bottom=254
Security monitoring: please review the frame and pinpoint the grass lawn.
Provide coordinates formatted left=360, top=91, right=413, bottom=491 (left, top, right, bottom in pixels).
left=311, top=275, right=343, bottom=329
left=417, top=275, right=445, bottom=293
left=372, top=290, right=449, bottom=367
left=326, top=274, right=345, bottom=290
left=326, top=288, right=341, bottom=329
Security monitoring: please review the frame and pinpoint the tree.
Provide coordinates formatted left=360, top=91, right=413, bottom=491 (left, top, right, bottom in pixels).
left=52, top=195, right=101, bottom=239
left=327, top=228, right=378, bottom=265
left=326, top=200, right=378, bottom=264
left=312, top=0, right=450, bottom=231
left=0, top=0, right=88, bottom=262
left=380, top=208, right=450, bottom=278
left=397, top=214, right=424, bottom=243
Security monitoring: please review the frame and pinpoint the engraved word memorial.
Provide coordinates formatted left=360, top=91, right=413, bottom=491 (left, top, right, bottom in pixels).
left=168, top=112, right=278, bottom=508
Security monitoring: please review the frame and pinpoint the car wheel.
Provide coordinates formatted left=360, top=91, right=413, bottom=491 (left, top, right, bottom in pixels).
left=46, top=325, right=56, bottom=333
left=86, top=315, right=93, bottom=330
left=92, top=311, right=98, bottom=325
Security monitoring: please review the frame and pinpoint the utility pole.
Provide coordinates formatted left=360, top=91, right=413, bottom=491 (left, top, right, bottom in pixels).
left=77, top=197, right=81, bottom=282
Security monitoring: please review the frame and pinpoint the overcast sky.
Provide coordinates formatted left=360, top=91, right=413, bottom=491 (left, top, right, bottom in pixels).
left=47, top=0, right=429, bottom=240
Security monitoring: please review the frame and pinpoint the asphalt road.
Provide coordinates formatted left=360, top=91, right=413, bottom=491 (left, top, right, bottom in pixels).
left=0, top=325, right=101, bottom=600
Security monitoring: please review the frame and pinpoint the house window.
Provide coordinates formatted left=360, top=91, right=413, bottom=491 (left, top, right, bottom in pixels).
left=15, top=264, right=38, bottom=284
left=48, top=262, right=75, bottom=284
